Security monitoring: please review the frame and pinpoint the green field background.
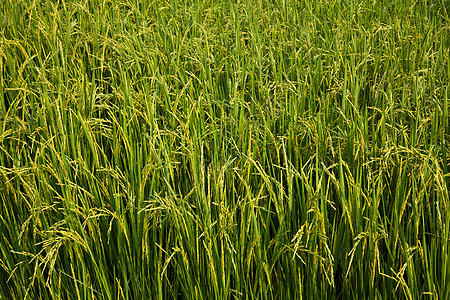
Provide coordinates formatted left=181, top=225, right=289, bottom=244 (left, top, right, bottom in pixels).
left=1, top=0, right=449, bottom=299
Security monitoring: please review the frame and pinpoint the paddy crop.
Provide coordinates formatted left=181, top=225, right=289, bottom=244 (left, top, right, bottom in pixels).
left=0, top=0, right=449, bottom=299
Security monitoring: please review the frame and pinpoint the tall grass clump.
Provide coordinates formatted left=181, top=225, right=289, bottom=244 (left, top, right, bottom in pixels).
left=1, top=0, right=449, bottom=299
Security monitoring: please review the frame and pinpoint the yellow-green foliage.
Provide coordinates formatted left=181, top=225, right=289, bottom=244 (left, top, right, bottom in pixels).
left=0, top=0, right=449, bottom=299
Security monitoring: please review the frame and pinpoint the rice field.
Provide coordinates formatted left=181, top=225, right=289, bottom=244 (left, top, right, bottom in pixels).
left=0, top=0, right=449, bottom=299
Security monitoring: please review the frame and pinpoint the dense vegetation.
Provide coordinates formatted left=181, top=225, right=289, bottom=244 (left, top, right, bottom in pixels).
left=1, top=0, right=449, bottom=298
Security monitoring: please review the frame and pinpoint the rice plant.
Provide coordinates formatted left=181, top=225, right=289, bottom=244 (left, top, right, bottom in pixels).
left=1, top=0, right=449, bottom=299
